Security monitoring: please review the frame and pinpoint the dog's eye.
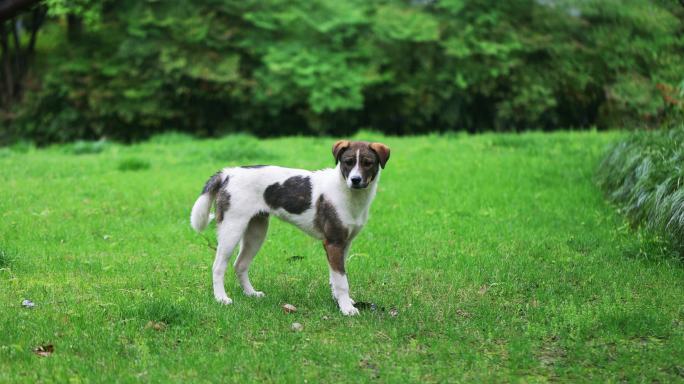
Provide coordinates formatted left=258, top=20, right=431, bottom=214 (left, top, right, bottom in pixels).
left=362, top=160, right=372, bottom=167
left=344, top=159, right=355, bottom=166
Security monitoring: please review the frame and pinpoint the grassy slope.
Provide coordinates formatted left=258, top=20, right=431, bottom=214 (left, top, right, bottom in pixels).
left=1, top=132, right=683, bottom=383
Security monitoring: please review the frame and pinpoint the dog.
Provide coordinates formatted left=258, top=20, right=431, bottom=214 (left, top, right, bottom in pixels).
left=190, top=140, right=390, bottom=315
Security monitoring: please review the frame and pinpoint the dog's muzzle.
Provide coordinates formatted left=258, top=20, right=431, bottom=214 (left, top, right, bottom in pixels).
left=349, top=176, right=368, bottom=189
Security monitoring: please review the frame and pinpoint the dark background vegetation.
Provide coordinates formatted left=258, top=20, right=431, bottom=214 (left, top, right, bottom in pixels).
left=1, top=0, right=683, bottom=145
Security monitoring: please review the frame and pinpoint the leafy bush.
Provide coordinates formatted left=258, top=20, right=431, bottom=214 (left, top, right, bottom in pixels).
left=3, top=0, right=684, bottom=144
left=597, top=125, right=684, bottom=256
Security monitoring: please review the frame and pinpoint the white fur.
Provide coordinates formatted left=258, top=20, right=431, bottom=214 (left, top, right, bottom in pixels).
left=331, top=270, right=358, bottom=316
left=190, top=194, right=212, bottom=232
left=190, top=163, right=380, bottom=316
left=347, top=150, right=362, bottom=188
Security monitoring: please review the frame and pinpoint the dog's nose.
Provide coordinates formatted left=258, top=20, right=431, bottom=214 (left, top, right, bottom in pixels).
left=351, top=176, right=362, bottom=185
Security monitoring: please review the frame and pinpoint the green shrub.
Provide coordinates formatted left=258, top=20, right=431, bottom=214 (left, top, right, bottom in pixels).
left=3, top=0, right=684, bottom=144
left=597, top=125, right=684, bottom=256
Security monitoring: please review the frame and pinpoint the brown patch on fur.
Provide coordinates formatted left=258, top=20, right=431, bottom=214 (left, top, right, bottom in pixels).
left=215, top=176, right=231, bottom=223
left=323, top=241, right=346, bottom=274
left=263, top=176, right=312, bottom=214
left=201, top=171, right=224, bottom=195
left=332, top=140, right=351, bottom=164
left=314, top=194, right=352, bottom=273
left=369, top=142, right=390, bottom=169
left=314, top=195, right=348, bottom=245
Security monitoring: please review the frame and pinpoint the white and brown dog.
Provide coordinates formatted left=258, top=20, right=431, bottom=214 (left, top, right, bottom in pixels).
left=190, top=140, right=390, bottom=316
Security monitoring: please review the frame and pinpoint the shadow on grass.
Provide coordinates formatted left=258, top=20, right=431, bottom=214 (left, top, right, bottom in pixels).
left=117, top=157, right=151, bottom=172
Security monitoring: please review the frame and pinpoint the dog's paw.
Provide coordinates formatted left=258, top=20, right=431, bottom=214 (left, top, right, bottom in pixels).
left=244, top=290, right=265, bottom=298
left=215, top=295, right=233, bottom=305
left=340, top=305, right=360, bottom=316
left=338, top=299, right=359, bottom=316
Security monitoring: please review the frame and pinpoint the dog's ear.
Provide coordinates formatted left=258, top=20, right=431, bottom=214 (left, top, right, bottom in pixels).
left=332, top=140, right=351, bottom=164
left=370, top=142, right=390, bottom=169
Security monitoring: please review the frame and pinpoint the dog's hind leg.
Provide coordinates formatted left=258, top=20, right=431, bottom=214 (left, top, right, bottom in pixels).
left=213, top=217, right=249, bottom=305
left=234, top=214, right=269, bottom=297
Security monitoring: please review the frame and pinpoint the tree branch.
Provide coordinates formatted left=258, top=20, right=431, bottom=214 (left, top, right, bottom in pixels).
left=26, top=6, right=45, bottom=54
left=11, top=17, right=21, bottom=78
left=0, top=0, right=40, bottom=23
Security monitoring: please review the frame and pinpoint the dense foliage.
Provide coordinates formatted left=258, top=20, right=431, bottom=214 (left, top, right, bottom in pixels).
left=597, top=125, right=684, bottom=256
left=2, top=0, right=684, bottom=144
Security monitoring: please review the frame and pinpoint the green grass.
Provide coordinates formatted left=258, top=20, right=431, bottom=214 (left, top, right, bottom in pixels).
left=1, top=132, right=683, bottom=382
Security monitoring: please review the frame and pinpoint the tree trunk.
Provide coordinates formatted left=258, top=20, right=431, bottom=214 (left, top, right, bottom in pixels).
left=11, top=18, right=21, bottom=82
left=1, top=22, right=13, bottom=106
left=0, top=3, right=45, bottom=109
left=67, top=14, right=82, bottom=42
left=26, top=6, right=45, bottom=54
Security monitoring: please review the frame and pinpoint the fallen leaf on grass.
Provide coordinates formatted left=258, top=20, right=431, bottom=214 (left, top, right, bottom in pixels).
left=282, top=304, right=297, bottom=313
left=33, top=344, right=54, bottom=357
left=21, top=299, right=35, bottom=309
left=389, top=308, right=399, bottom=317
left=145, top=321, right=167, bottom=331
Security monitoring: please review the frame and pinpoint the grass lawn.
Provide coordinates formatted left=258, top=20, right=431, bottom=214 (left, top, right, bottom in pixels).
left=1, top=131, right=683, bottom=382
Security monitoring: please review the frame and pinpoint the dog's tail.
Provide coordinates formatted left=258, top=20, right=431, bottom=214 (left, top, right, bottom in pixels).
left=190, top=171, right=225, bottom=232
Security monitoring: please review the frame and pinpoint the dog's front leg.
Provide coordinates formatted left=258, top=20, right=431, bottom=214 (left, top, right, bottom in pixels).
left=323, top=240, right=359, bottom=316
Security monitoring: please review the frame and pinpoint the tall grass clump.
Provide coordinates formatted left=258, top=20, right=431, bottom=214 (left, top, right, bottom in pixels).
left=0, top=246, right=14, bottom=268
left=597, top=125, right=684, bottom=255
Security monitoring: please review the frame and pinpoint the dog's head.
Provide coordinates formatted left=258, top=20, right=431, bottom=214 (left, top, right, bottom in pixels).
left=332, top=140, right=390, bottom=190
